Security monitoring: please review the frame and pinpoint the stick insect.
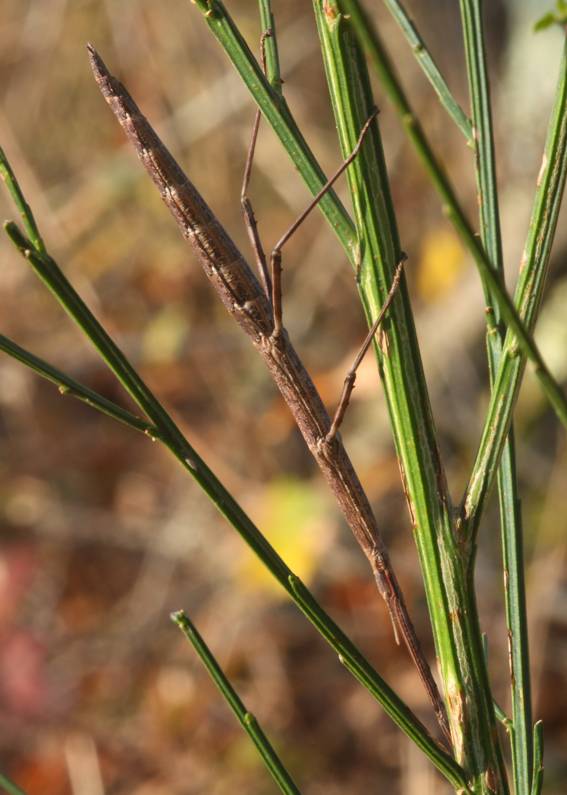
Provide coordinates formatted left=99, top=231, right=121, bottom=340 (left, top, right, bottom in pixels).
left=88, top=43, right=450, bottom=743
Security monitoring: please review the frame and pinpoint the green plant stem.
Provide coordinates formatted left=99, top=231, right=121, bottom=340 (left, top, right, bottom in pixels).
left=312, top=5, right=507, bottom=792
left=0, top=146, right=45, bottom=254
left=258, top=0, right=282, bottom=92
left=458, top=2, right=531, bottom=791
left=382, top=0, right=473, bottom=142
left=0, top=773, right=27, bottom=795
left=461, top=43, right=567, bottom=793
left=341, top=18, right=562, bottom=783
left=1, top=221, right=467, bottom=791
left=0, top=333, right=158, bottom=435
left=172, top=610, right=301, bottom=794
left=530, top=722, right=543, bottom=795
left=338, top=0, right=497, bottom=347
left=462, top=37, right=567, bottom=538
left=459, top=0, right=504, bottom=285
left=496, top=445, right=531, bottom=794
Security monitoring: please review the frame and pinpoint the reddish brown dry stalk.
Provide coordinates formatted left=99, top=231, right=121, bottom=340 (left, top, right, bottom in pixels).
left=88, top=44, right=450, bottom=743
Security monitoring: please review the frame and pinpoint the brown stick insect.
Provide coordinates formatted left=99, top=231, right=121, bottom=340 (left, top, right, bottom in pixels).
left=87, top=41, right=450, bottom=742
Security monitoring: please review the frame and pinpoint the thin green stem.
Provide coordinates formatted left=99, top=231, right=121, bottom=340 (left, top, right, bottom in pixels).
left=482, top=634, right=512, bottom=730
left=497, top=451, right=531, bottom=795
left=462, top=37, right=567, bottom=540
left=0, top=773, right=27, bottom=795
left=0, top=147, right=45, bottom=254
left=172, top=610, right=301, bottom=794
left=382, top=0, right=473, bottom=143
left=458, top=1, right=531, bottom=791
left=461, top=39, right=566, bottom=792
left=0, top=333, right=158, bottom=436
left=477, top=255, right=567, bottom=422
left=530, top=722, right=543, bottom=795
left=493, top=703, right=512, bottom=729
left=459, top=0, right=504, bottom=287
left=258, top=0, right=282, bottom=92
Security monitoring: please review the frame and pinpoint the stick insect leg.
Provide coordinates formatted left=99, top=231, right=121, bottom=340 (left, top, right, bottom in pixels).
left=326, top=255, right=406, bottom=443
left=241, top=30, right=273, bottom=301
left=270, top=107, right=380, bottom=339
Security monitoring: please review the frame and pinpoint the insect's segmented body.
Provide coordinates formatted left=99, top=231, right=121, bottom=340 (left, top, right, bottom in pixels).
left=88, top=44, right=449, bottom=743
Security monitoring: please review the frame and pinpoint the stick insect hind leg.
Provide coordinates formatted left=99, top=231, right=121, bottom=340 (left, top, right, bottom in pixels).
left=326, top=254, right=406, bottom=444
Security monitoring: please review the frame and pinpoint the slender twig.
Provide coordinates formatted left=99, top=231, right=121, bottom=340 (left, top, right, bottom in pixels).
left=461, top=37, right=567, bottom=540
left=459, top=43, right=567, bottom=792
left=458, top=2, right=531, bottom=791
left=0, top=146, right=45, bottom=254
left=0, top=203, right=467, bottom=793
left=172, top=610, right=301, bottom=795
left=0, top=333, right=158, bottom=436
left=530, top=722, right=544, bottom=795
left=258, top=0, right=282, bottom=92
left=382, top=0, right=473, bottom=143
left=88, top=45, right=450, bottom=743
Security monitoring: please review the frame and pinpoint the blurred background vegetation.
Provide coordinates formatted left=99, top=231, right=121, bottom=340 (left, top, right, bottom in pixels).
left=0, top=0, right=566, bottom=792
